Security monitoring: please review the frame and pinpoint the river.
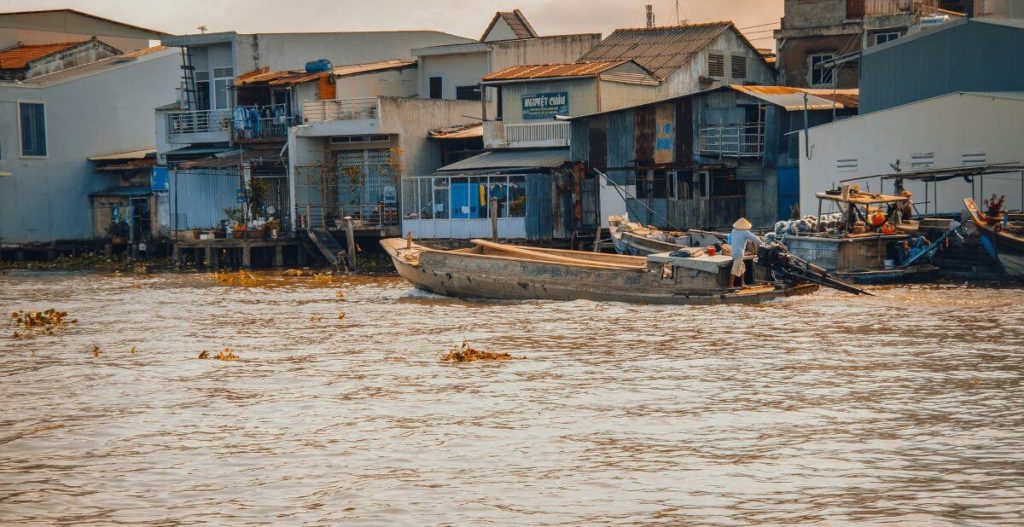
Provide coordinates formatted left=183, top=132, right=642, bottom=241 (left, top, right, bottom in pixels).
left=1, top=271, right=1022, bottom=525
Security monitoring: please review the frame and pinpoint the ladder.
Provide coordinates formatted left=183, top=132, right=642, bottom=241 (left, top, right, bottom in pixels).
left=179, top=47, right=198, bottom=111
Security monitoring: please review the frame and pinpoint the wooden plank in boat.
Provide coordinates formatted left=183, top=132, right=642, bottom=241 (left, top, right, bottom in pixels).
left=470, top=239, right=647, bottom=271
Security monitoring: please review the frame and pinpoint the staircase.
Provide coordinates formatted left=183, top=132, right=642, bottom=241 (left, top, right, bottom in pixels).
left=307, top=227, right=347, bottom=271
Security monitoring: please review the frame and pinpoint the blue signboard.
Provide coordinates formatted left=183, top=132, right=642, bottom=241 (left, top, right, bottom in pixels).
left=521, top=92, right=568, bottom=120
left=151, top=167, right=169, bottom=192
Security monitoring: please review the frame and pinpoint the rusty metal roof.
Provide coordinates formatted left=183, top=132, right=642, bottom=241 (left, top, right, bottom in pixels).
left=0, top=41, right=82, bottom=69
left=802, top=88, right=860, bottom=109
left=483, top=60, right=632, bottom=82
left=88, top=147, right=156, bottom=162
left=237, top=59, right=415, bottom=87
left=730, top=85, right=859, bottom=111
left=480, top=9, right=538, bottom=41
left=579, top=21, right=743, bottom=80
left=428, top=123, right=483, bottom=140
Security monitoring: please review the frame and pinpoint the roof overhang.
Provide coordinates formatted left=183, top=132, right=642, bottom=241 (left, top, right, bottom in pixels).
left=0, top=9, right=168, bottom=38
left=161, top=32, right=237, bottom=48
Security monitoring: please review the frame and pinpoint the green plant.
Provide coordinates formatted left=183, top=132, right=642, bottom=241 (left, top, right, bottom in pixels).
left=224, top=207, right=245, bottom=227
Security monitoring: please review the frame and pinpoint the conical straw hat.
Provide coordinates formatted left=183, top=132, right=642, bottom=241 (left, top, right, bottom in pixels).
left=733, top=217, right=752, bottom=230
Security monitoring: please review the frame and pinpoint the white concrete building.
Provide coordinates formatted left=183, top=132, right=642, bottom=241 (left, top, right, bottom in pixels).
left=798, top=91, right=1024, bottom=216
left=0, top=46, right=182, bottom=245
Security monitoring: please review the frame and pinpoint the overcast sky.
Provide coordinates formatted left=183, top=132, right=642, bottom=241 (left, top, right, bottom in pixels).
left=0, top=0, right=784, bottom=48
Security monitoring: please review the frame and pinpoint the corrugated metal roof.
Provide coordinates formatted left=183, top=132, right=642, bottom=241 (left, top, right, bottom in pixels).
left=578, top=21, right=735, bottom=80
left=237, top=59, right=415, bottom=87
left=0, top=41, right=81, bottom=69
left=437, top=149, right=569, bottom=172
left=428, top=123, right=483, bottom=140
left=483, top=60, right=628, bottom=81
left=480, top=9, right=538, bottom=41
left=89, top=185, right=151, bottom=198
left=730, top=85, right=859, bottom=111
left=0, top=9, right=168, bottom=37
left=88, top=147, right=156, bottom=161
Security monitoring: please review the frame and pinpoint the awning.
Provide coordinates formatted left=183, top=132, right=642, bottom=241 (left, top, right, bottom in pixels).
left=437, top=148, right=570, bottom=172
left=88, top=147, right=156, bottom=162
left=429, top=123, right=483, bottom=140
left=164, top=145, right=234, bottom=158
left=176, top=148, right=283, bottom=169
left=729, top=84, right=858, bottom=111
left=89, top=185, right=152, bottom=198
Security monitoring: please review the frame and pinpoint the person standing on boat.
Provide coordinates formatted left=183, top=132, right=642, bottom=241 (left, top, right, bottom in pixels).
left=728, top=218, right=762, bottom=288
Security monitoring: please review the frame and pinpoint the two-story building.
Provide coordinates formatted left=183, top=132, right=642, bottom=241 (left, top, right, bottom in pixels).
left=403, top=21, right=775, bottom=243
left=773, top=0, right=966, bottom=89
left=156, top=29, right=475, bottom=239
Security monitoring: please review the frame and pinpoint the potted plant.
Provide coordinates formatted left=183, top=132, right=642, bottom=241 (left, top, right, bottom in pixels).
left=224, top=207, right=247, bottom=239
left=266, top=218, right=281, bottom=239
left=215, top=220, right=229, bottom=238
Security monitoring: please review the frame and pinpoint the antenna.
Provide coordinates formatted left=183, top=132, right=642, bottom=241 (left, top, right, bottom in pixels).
left=675, top=0, right=680, bottom=25
left=197, top=25, right=208, bottom=34
left=646, top=4, right=655, bottom=28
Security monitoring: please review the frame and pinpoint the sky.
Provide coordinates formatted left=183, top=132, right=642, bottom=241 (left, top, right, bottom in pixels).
left=0, top=0, right=784, bottom=48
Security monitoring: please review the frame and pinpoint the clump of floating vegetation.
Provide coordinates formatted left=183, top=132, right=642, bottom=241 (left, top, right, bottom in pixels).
left=439, top=339, right=524, bottom=363
left=10, top=309, right=77, bottom=338
left=198, top=347, right=239, bottom=361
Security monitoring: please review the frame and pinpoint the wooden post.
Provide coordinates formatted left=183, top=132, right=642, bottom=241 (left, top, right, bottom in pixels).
left=343, top=216, right=356, bottom=272
left=204, top=246, right=214, bottom=268
left=172, top=244, right=180, bottom=269
left=274, top=245, right=284, bottom=267
left=406, top=230, right=413, bottom=250
left=242, top=245, right=252, bottom=269
left=490, top=198, right=499, bottom=241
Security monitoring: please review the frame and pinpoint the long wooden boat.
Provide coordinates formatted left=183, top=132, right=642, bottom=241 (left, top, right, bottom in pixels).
left=608, top=216, right=724, bottom=257
left=381, top=238, right=819, bottom=305
left=964, top=198, right=1024, bottom=278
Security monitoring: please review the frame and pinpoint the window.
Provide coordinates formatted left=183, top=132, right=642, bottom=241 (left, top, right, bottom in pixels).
left=455, top=85, right=481, bottom=101
left=731, top=55, right=747, bottom=79
left=19, top=102, right=46, bottom=157
left=874, top=32, right=900, bottom=45
left=194, top=71, right=211, bottom=110
left=429, top=77, right=443, bottom=99
left=708, top=53, right=725, bottom=77
left=809, top=53, right=835, bottom=87
left=212, top=67, right=234, bottom=110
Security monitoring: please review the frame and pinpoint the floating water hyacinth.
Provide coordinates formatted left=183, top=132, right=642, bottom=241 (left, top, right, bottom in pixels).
left=439, top=339, right=524, bottom=363
left=10, top=309, right=77, bottom=339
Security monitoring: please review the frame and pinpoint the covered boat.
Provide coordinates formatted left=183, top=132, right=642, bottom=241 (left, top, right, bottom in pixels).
left=779, top=189, right=953, bottom=284
left=608, top=216, right=724, bottom=256
left=964, top=197, right=1024, bottom=278
left=381, top=237, right=834, bottom=305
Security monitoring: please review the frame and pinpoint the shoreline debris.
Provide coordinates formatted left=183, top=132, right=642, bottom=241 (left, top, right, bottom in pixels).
left=10, top=309, right=77, bottom=338
left=439, top=339, right=523, bottom=363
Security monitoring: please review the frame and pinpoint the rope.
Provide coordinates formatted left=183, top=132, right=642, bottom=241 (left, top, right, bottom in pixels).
left=594, top=169, right=687, bottom=232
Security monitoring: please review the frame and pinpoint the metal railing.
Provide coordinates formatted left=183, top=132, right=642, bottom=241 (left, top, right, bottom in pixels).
left=303, top=98, right=380, bottom=122
left=232, top=104, right=296, bottom=141
left=503, top=121, right=570, bottom=146
left=698, top=123, right=765, bottom=158
left=168, top=108, right=232, bottom=135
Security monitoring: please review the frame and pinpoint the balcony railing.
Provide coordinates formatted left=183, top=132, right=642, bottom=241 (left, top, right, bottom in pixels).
left=168, top=109, right=232, bottom=135
left=485, top=121, right=570, bottom=148
left=232, top=104, right=296, bottom=141
left=303, top=98, right=380, bottom=122
left=698, top=123, right=765, bottom=158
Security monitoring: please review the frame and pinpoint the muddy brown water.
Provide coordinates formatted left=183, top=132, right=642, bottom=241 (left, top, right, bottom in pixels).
left=1, top=271, right=1022, bottom=526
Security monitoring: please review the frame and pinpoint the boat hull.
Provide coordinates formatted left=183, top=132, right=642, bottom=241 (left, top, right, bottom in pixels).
left=382, top=239, right=817, bottom=305
left=963, top=198, right=1024, bottom=279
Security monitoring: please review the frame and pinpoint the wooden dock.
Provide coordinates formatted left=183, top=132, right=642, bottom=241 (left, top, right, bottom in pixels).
left=173, top=238, right=311, bottom=269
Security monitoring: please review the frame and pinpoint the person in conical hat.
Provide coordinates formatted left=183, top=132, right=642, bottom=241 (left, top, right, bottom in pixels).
left=728, top=217, right=761, bottom=288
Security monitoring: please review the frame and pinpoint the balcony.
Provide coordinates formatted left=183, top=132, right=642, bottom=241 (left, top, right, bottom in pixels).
left=698, top=123, right=765, bottom=158
left=484, top=121, right=570, bottom=149
left=232, top=104, right=297, bottom=143
left=167, top=109, right=231, bottom=144
left=303, top=98, right=380, bottom=123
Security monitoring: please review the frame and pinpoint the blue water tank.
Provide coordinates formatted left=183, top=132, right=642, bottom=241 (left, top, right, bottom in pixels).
left=305, top=59, right=333, bottom=73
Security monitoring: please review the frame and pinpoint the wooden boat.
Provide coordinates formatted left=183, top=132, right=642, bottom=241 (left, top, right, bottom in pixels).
left=964, top=197, right=1024, bottom=278
left=781, top=190, right=945, bottom=284
left=608, top=216, right=724, bottom=256
left=381, top=237, right=820, bottom=305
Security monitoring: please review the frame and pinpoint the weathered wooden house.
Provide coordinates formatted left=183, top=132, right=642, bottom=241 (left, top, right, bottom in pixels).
left=569, top=85, right=858, bottom=232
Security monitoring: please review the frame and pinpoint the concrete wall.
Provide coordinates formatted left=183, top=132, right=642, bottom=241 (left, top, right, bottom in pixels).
left=799, top=92, right=1024, bottom=216
left=0, top=50, right=180, bottom=244
left=336, top=68, right=419, bottom=99
left=781, top=0, right=850, bottom=29
left=777, top=33, right=861, bottom=89
left=417, top=51, right=489, bottom=100
left=378, top=97, right=480, bottom=177
left=488, top=35, right=599, bottom=72
left=241, top=32, right=473, bottom=73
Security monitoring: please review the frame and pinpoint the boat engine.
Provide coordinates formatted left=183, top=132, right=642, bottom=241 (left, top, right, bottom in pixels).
left=756, top=243, right=871, bottom=296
